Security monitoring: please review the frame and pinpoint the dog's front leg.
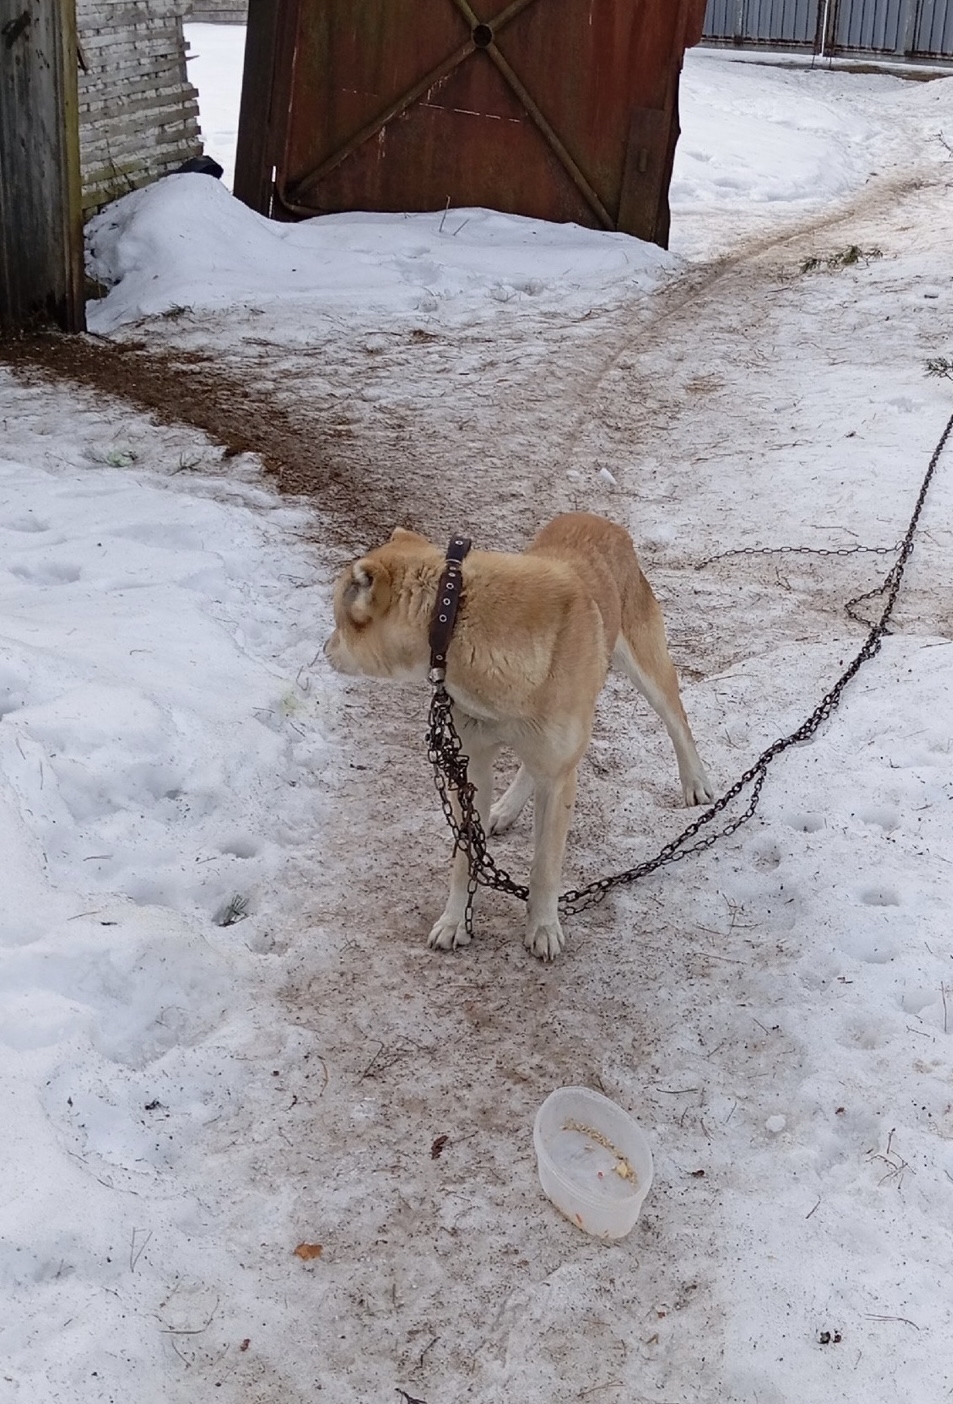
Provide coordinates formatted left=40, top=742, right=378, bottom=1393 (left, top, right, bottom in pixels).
left=525, top=769, right=577, bottom=961
left=428, top=732, right=496, bottom=953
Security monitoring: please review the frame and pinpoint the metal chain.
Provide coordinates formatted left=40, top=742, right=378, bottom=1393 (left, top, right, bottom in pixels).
left=428, top=408, right=953, bottom=926
left=427, top=682, right=529, bottom=937
left=697, top=540, right=899, bottom=568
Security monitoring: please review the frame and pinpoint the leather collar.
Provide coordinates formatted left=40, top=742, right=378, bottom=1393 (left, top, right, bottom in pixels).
left=429, top=535, right=471, bottom=683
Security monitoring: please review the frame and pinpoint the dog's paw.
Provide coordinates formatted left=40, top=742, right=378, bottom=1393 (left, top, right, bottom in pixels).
left=488, top=799, right=516, bottom=836
left=525, top=918, right=565, bottom=962
left=427, top=913, right=473, bottom=952
left=682, top=770, right=715, bottom=807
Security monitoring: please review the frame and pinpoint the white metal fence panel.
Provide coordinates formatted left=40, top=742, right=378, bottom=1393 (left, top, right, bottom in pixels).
left=703, top=0, right=820, bottom=43
left=831, top=0, right=906, bottom=50
left=701, top=0, right=953, bottom=57
left=916, top=0, right=953, bottom=49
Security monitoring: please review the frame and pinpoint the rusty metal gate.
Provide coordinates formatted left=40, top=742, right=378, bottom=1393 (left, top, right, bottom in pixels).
left=234, top=0, right=707, bottom=247
left=702, top=0, right=953, bottom=59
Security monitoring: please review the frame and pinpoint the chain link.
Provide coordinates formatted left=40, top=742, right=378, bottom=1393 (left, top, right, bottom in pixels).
left=696, top=540, right=899, bottom=568
left=426, top=684, right=529, bottom=938
left=428, top=408, right=953, bottom=928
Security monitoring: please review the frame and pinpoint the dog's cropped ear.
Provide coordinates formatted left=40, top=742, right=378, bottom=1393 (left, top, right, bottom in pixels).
left=341, top=558, right=390, bottom=623
left=389, top=526, right=429, bottom=545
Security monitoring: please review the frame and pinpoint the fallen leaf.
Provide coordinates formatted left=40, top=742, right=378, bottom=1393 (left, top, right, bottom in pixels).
left=293, top=1242, right=323, bottom=1261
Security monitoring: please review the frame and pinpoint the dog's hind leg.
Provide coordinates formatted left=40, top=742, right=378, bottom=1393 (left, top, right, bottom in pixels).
left=489, top=763, right=533, bottom=835
left=428, top=726, right=498, bottom=952
left=614, top=588, right=713, bottom=806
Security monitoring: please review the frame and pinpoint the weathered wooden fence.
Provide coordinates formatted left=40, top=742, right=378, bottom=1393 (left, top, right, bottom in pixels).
left=1, top=0, right=85, bottom=333
left=2, top=0, right=205, bottom=333
left=185, top=1, right=247, bottom=20
left=77, top=0, right=202, bottom=216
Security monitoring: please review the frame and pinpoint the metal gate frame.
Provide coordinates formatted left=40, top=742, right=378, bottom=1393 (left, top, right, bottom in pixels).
left=234, top=0, right=708, bottom=247
left=286, top=0, right=616, bottom=231
left=701, top=0, right=953, bottom=62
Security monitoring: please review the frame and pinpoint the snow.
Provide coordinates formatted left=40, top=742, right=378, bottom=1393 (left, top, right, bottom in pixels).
left=183, top=23, right=246, bottom=192
left=671, top=53, right=910, bottom=255
left=85, top=179, right=675, bottom=333
left=4, top=35, right=953, bottom=1404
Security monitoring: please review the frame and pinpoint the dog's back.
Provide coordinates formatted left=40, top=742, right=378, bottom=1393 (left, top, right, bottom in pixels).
left=528, top=512, right=655, bottom=647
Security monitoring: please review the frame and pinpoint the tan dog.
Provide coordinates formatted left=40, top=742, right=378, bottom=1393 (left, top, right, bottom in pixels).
left=325, top=512, right=712, bottom=960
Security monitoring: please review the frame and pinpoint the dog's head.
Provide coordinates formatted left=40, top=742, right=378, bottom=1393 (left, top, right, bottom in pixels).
left=325, top=528, right=438, bottom=680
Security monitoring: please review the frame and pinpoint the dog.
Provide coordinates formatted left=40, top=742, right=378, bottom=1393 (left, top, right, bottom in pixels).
left=324, top=512, right=713, bottom=960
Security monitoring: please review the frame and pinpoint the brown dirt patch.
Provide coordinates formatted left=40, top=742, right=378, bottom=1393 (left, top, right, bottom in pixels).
left=0, top=332, right=401, bottom=546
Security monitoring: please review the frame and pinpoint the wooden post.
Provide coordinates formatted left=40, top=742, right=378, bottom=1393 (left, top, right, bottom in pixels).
left=1, top=0, right=85, bottom=333
left=234, top=0, right=297, bottom=217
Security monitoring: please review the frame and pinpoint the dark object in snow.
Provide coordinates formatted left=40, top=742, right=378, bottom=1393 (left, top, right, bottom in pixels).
left=430, top=1134, right=449, bottom=1160
left=214, top=893, right=249, bottom=926
left=174, top=155, right=224, bottom=180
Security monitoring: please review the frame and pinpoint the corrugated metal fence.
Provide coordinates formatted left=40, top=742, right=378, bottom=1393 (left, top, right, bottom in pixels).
left=702, top=0, right=953, bottom=59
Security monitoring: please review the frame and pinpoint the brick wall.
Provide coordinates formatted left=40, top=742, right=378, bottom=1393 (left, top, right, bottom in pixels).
left=77, top=0, right=202, bottom=215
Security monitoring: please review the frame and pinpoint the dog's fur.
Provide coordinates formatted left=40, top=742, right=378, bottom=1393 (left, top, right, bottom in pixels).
left=325, top=512, right=712, bottom=960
